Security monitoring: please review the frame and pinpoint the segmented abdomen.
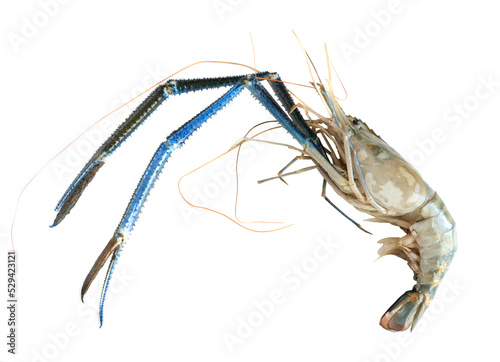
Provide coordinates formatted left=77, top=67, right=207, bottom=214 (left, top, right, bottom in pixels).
left=411, top=193, right=457, bottom=290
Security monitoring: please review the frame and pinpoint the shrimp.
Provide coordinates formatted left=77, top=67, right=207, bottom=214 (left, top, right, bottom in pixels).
left=50, top=47, right=456, bottom=331
left=294, top=74, right=458, bottom=331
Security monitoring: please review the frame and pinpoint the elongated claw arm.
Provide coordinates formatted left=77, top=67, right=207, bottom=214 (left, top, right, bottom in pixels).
left=86, top=81, right=247, bottom=326
left=51, top=84, right=168, bottom=227
left=58, top=73, right=354, bottom=326
left=52, top=74, right=260, bottom=227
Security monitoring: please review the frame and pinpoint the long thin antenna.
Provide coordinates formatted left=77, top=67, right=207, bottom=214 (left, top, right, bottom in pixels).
left=292, top=30, right=333, bottom=119
left=324, top=44, right=348, bottom=101
left=250, top=32, right=257, bottom=75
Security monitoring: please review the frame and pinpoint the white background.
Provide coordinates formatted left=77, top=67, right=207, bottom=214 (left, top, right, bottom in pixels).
left=1, top=0, right=499, bottom=361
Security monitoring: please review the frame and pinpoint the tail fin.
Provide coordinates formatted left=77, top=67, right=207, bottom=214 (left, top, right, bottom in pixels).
left=380, top=290, right=429, bottom=331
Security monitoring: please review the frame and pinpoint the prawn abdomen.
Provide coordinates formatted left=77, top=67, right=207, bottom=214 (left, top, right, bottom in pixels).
left=379, top=193, right=457, bottom=331
left=412, top=193, right=457, bottom=286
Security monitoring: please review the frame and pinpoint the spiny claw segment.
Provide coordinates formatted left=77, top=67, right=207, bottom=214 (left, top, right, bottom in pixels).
left=52, top=83, right=168, bottom=228
left=98, top=245, right=123, bottom=327
left=51, top=161, right=105, bottom=227
left=81, top=232, right=124, bottom=302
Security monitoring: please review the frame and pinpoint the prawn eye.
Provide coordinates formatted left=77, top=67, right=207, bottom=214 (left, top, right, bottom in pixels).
left=352, top=118, right=360, bottom=125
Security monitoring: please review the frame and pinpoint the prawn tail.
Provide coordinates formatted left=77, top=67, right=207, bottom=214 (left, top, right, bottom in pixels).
left=379, top=290, right=430, bottom=332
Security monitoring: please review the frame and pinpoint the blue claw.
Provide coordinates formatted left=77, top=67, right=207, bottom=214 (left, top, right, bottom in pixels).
left=61, top=72, right=327, bottom=326
left=84, top=82, right=245, bottom=325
